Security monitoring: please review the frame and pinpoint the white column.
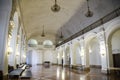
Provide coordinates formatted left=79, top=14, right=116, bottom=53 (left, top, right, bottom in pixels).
left=0, top=0, right=12, bottom=75
left=107, top=41, right=113, bottom=68
left=58, top=52, right=61, bottom=65
left=62, top=46, right=67, bottom=66
left=80, top=39, right=86, bottom=66
left=69, top=42, right=74, bottom=66
left=56, top=49, right=59, bottom=65
left=97, top=30, right=108, bottom=73
left=19, top=27, right=22, bottom=64
left=57, top=47, right=62, bottom=65
left=11, top=25, right=18, bottom=68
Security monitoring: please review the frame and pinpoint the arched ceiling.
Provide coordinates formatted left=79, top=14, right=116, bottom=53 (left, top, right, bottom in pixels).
left=20, top=0, right=85, bottom=44
left=19, top=0, right=120, bottom=45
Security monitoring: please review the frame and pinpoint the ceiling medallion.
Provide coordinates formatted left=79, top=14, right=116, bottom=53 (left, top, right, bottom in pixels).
left=51, top=0, right=60, bottom=12
left=85, top=0, right=93, bottom=17
left=41, top=26, right=45, bottom=37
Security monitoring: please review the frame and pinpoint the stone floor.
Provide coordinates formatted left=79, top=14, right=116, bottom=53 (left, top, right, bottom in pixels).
left=28, top=65, right=120, bottom=80
left=6, top=65, right=120, bottom=80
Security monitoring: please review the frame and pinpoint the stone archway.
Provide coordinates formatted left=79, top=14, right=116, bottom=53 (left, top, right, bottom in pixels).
left=85, top=33, right=101, bottom=68
left=106, top=20, right=120, bottom=68
left=72, top=42, right=82, bottom=65
left=88, top=37, right=101, bottom=67
left=107, top=29, right=120, bottom=68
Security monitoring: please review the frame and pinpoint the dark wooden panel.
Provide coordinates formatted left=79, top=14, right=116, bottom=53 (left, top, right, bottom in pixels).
left=113, top=54, right=120, bottom=68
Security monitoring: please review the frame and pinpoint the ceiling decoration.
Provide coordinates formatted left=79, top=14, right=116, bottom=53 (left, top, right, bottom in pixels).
left=58, top=28, right=64, bottom=43
left=51, top=0, right=60, bottom=12
left=85, top=0, right=93, bottom=17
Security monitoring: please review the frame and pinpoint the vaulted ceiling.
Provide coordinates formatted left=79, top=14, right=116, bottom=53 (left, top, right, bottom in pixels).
left=19, top=0, right=120, bottom=45
left=20, top=0, right=85, bottom=44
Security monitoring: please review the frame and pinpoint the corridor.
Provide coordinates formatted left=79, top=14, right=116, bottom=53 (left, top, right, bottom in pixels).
left=30, top=65, right=120, bottom=80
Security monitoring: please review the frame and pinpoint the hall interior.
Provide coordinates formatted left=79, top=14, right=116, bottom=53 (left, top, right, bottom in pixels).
left=0, top=0, right=120, bottom=80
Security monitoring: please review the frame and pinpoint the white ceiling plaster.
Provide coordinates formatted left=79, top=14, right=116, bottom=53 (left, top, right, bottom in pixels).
left=20, top=0, right=85, bottom=44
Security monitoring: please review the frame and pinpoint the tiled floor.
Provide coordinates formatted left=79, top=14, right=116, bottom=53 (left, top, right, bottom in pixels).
left=29, top=65, right=120, bottom=80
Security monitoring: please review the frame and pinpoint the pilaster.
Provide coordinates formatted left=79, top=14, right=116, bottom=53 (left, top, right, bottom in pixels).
left=97, top=29, right=108, bottom=73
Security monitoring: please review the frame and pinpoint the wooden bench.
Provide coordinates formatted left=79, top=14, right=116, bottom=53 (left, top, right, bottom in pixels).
left=20, top=69, right=32, bottom=79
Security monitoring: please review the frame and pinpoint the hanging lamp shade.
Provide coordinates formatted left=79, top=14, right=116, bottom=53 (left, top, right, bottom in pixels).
left=41, top=26, right=45, bottom=37
left=85, top=0, right=93, bottom=17
left=51, top=0, right=60, bottom=12
left=28, top=39, right=38, bottom=47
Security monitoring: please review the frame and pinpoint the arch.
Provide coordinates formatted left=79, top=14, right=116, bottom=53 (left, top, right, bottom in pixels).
left=106, top=19, right=120, bottom=67
left=106, top=19, right=120, bottom=41
left=85, top=32, right=101, bottom=68
left=72, top=41, right=82, bottom=65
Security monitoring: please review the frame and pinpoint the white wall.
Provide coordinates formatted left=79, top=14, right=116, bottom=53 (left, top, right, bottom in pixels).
left=32, top=50, right=38, bottom=65
left=51, top=51, right=57, bottom=64
left=26, top=50, right=32, bottom=65
left=36, top=51, right=43, bottom=64
left=112, top=30, right=120, bottom=54
left=76, top=47, right=82, bottom=64
left=27, top=49, right=57, bottom=66
left=89, top=38, right=101, bottom=66
left=43, top=50, right=53, bottom=62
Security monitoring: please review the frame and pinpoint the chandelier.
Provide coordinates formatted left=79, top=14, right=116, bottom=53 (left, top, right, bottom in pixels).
left=60, top=28, right=63, bottom=39
left=51, top=0, right=60, bottom=12
left=85, top=0, right=93, bottom=17
left=41, top=26, right=45, bottom=37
